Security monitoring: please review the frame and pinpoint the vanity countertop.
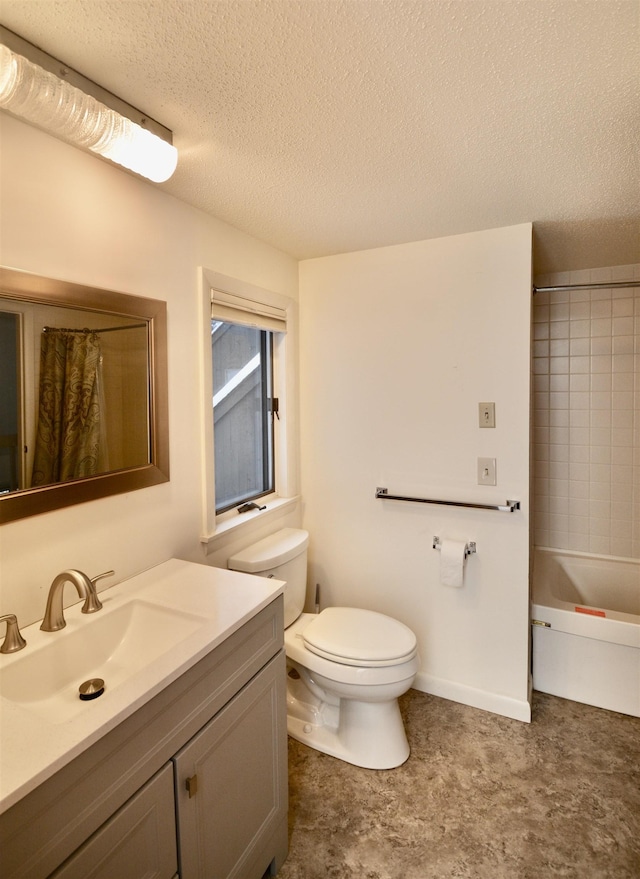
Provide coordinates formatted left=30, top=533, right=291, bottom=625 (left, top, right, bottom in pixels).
left=0, top=559, right=284, bottom=814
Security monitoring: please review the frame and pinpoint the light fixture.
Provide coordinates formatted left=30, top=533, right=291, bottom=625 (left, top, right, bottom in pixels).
left=0, top=26, right=177, bottom=183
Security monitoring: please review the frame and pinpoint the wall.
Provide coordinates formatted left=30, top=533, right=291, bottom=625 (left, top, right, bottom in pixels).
left=298, top=225, right=533, bottom=721
left=1, top=114, right=534, bottom=722
left=0, top=114, right=299, bottom=627
left=532, top=264, right=640, bottom=558
left=98, top=324, right=149, bottom=472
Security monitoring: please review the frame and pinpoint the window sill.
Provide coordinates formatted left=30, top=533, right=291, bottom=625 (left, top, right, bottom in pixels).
left=200, top=495, right=300, bottom=555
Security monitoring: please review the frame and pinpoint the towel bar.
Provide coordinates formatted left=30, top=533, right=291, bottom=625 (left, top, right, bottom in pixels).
left=375, top=487, right=520, bottom=513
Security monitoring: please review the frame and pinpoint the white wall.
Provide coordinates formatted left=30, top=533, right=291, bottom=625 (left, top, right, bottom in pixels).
left=532, top=264, right=640, bottom=558
left=0, top=115, right=534, bottom=722
left=0, top=115, right=299, bottom=627
left=299, top=225, right=533, bottom=720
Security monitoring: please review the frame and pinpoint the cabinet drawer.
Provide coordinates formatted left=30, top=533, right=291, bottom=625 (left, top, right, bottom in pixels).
left=51, top=764, right=177, bottom=879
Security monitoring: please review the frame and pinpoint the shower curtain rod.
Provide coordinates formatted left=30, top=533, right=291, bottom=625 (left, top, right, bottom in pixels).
left=533, top=280, right=640, bottom=295
left=43, top=322, right=147, bottom=334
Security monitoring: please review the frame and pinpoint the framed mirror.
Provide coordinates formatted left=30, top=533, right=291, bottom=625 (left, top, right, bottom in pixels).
left=0, top=266, right=169, bottom=523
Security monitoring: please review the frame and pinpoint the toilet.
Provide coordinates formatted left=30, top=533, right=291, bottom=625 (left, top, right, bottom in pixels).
left=228, top=527, right=419, bottom=769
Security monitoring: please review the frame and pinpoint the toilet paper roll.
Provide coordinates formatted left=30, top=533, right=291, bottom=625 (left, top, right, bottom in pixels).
left=440, top=539, right=467, bottom=588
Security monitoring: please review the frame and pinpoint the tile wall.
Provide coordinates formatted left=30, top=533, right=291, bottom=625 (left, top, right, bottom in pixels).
left=532, top=263, right=640, bottom=558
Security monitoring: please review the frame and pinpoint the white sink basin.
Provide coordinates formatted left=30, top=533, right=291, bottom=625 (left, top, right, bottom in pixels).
left=0, top=558, right=285, bottom=814
left=0, top=599, right=207, bottom=723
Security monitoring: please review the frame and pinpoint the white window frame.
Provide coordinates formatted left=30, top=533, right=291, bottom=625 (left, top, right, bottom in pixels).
left=199, top=268, right=299, bottom=552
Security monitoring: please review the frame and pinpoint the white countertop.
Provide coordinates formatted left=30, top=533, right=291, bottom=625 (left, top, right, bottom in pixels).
left=0, top=559, right=284, bottom=814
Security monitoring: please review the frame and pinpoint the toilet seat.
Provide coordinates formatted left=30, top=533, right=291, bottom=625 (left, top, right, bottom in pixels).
left=302, top=607, right=417, bottom=668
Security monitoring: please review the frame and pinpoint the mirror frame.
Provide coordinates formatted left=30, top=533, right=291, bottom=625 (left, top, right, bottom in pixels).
left=0, top=266, right=169, bottom=523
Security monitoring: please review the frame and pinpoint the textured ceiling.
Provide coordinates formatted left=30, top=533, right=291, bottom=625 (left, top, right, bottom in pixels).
left=1, top=0, right=638, bottom=273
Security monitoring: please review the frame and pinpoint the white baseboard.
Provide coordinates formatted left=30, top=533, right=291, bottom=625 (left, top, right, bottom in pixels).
left=413, top=671, right=531, bottom=723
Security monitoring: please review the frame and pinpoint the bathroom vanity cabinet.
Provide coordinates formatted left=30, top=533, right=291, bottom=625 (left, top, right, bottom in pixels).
left=0, top=596, right=288, bottom=879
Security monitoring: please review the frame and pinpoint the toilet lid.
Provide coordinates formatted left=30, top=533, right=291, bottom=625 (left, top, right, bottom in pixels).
left=302, top=607, right=417, bottom=667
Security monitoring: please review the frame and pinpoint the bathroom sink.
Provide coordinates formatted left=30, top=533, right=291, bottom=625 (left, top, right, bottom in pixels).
left=0, top=599, right=207, bottom=723
left=0, top=559, right=286, bottom=813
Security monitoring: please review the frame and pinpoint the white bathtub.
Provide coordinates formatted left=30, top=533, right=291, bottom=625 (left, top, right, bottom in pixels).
left=531, top=547, right=640, bottom=717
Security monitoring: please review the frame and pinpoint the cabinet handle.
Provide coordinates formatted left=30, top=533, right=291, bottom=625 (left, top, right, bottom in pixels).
left=186, top=774, right=198, bottom=798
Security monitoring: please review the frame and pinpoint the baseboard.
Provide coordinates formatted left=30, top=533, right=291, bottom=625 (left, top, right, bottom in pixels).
left=413, top=672, right=532, bottom=723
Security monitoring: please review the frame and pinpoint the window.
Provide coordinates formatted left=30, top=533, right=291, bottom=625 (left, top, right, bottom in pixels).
left=212, top=320, right=275, bottom=512
left=0, top=311, right=22, bottom=493
left=200, top=270, right=297, bottom=547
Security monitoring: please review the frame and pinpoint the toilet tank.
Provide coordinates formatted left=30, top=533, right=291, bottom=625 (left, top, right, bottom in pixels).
left=228, top=528, right=309, bottom=627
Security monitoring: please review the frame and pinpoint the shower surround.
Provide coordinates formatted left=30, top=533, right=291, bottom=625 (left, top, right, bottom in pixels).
left=532, top=263, right=640, bottom=559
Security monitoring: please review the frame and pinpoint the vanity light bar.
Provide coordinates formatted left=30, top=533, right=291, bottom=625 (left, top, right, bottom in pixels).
left=0, top=26, right=178, bottom=183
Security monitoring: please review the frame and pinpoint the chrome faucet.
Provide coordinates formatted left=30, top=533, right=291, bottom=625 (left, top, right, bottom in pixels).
left=40, top=570, right=115, bottom=632
left=0, top=614, right=27, bottom=653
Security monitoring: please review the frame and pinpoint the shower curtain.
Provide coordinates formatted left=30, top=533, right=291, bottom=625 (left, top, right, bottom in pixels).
left=31, top=329, right=105, bottom=486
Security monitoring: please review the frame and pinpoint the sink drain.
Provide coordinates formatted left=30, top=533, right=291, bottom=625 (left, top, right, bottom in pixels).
left=79, top=678, right=105, bottom=701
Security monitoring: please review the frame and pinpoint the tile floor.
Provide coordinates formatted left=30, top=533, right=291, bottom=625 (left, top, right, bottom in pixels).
left=276, top=690, right=640, bottom=879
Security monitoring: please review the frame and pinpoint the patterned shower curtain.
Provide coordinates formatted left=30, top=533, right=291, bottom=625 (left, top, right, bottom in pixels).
left=31, top=329, right=104, bottom=486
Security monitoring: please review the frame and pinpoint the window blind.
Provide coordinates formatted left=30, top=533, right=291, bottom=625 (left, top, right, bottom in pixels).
left=210, top=288, right=287, bottom=333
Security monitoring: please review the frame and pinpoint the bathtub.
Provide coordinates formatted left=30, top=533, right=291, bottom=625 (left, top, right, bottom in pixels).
left=531, top=547, right=640, bottom=717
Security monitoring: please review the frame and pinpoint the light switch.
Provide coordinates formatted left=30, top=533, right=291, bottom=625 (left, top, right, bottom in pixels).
left=479, top=402, right=496, bottom=428
left=478, top=457, right=497, bottom=486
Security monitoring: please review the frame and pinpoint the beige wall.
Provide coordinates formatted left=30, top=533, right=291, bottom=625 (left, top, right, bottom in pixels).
left=1, top=114, right=535, bottom=722
left=299, top=225, right=533, bottom=720
left=0, top=115, right=298, bottom=627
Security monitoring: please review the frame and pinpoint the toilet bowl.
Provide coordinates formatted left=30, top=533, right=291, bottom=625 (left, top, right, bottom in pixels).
left=228, top=528, right=418, bottom=769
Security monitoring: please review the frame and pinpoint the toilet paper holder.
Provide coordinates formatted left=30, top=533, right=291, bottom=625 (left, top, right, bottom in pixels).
left=433, top=536, right=476, bottom=558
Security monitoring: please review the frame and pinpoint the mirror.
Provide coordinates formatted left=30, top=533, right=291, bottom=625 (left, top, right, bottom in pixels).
left=0, top=267, right=169, bottom=523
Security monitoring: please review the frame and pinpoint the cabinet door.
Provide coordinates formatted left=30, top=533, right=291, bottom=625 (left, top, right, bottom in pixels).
left=51, top=764, right=177, bottom=879
left=174, top=650, right=287, bottom=879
